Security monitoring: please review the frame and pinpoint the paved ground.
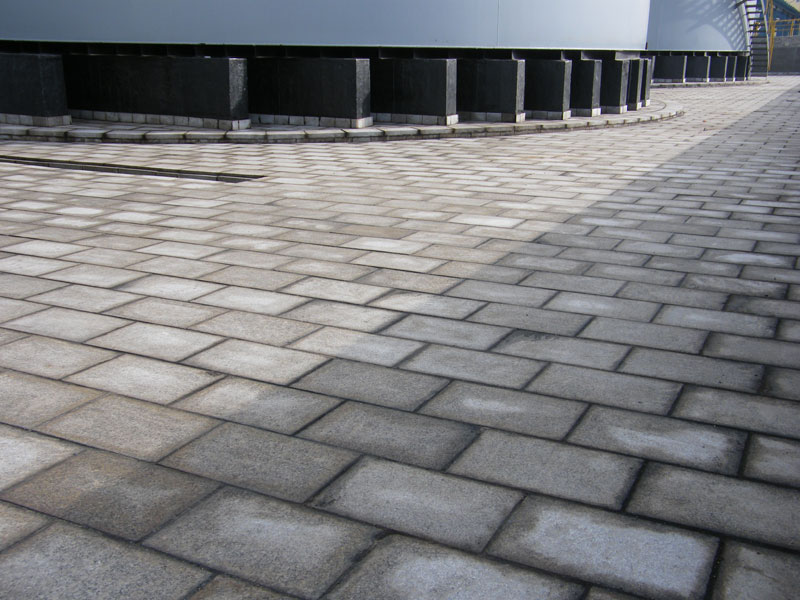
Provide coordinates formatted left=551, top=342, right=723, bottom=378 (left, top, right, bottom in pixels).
left=0, top=77, right=798, bottom=600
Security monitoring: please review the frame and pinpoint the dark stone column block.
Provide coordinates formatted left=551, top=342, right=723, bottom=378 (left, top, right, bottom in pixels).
left=601, top=59, right=630, bottom=114
left=457, top=59, right=525, bottom=122
left=736, top=55, right=750, bottom=80
left=570, top=59, right=602, bottom=117
left=0, top=53, right=70, bottom=126
left=726, top=56, right=738, bottom=81
left=709, top=56, right=728, bottom=81
left=371, top=58, right=457, bottom=125
left=627, top=59, right=644, bottom=111
left=686, top=55, right=711, bottom=82
left=249, top=57, right=371, bottom=128
left=653, top=55, right=686, bottom=83
left=64, top=55, right=249, bottom=129
left=525, top=59, right=572, bottom=120
left=640, top=58, right=653, bottom=107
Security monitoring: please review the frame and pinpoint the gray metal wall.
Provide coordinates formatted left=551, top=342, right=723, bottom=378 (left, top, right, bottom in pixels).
left=0, top=0, right=650, bottom=50
left=647, top=0, right=748, bottom=52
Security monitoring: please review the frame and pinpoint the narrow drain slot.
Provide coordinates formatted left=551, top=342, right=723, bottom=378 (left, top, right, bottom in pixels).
left=0, top=155, right=261, bottom=183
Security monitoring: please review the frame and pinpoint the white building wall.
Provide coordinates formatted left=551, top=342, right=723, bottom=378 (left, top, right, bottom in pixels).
left=0, top=0, right=650, bottom=50
left=647, top=0, right=748, bottom=52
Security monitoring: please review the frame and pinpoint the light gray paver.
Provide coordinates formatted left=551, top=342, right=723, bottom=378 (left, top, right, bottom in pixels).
left=579, top=317, right=707, bottom=353
left=174, top=377, right=340, bottom=434
left=290, top=326, right=422, bottom=366
left=384, top=314, right=510, bottom=350
left=489, top=496, right=717, bottom=600
left=628, top=463, right=800, bottom=551
left=0, top=297, right=47, bottom=322
left=0, top=424, right=79, bottom=491
left=0, top=501, right=49, bottom=551
left=469, top=303, right=591, bottom=335
left=162, top=422, right=356, bottom=502
left=445, top=279, right=556, bottom=307
left=450, top=430, right=640, bottom=508
left=1, top=449, right=218, bottom=540
left=743, top=435, right=800, bottom=487
left=0, top=371, right=103, bottom=427
left=495, top=331, right=629, bottom=370
left=420, top=381, right=585, bottom=438
left=29, top=284, right=141, bottom=311
left=119, top=274, right=223, bottom=301
left=193, top=310, right=319, bottom=346
left=327, top=535, right=583, bottom=600
left=88, top=322, right=220, bottom=361
left=0, top=335, right=116, bottom=378
left=312, top=457, right=522, bottom=551
left=38, top=395, right=217, bottom=461
left=195, top=286, right=307, bottom=314
left=145, top=487, right=377, bottom=599
left=704, top=333, right=800, bottom=368
left=545, top=292, right=660, bottom=321
left=371, top=290, right=484, bottom=319
left=106, top=297, right=224, bottom=327
left=300, top=402, right=476, bottom=469
left=42, top=264, right=145, bottom=287
left=0, top=273, right=65, bottom=299
left=764, top=367, right=800, bottom=401
left=654, top=306, right=776, bottom=337
left=189, top=576, right=291, bottom=600
left=0, top=522, right=208, bottom=600
left=3, top=306, right=128, bottom=341
left=712, top=542, right=800, bottom=600
left=527, top=364, right=680, bottom=414
left=569, top=406, right=746, bottom=474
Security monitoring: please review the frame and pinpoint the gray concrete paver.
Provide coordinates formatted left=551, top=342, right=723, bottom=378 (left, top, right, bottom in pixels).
left=1, top=77, right=799, bottom=599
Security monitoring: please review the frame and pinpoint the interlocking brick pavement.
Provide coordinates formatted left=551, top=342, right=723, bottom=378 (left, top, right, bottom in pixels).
left=0, top=77, right=799, bottom=599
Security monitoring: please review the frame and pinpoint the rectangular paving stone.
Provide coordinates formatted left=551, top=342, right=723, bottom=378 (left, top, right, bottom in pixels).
left=0, top=371, right=104, bottom=427
left=2, top=239, right=84, bottom=258
left=106, top=297, right=225, bottom=327
left=647, top=256, right=740, bottom=276
left=495, top=331, right=629, bottom=370
left=162, top=422, right=356, bottom=502
left=0, top=522, right=208, bottom=600
left=683, top=274, right=787, bottom=299
left=741, top=265, right=800, bottom=285
left=371, top=291, right=484, bottom=319
left=300, top=402, right=476, bottom=469
left=527, top=364, right=680, bottom=414
left=351, top=251, right=443, bottom=273
left=403, top=344, right=545, bottom=388
left=545, top=292, right=660, bottom=322
left=188, top=576, right=291, bottom=600
left=295, top=359, right=447, bottom=410
left=66, top=247, right=150, bottom=268
left=195, top=286, right=308, bottom=315
left=0, top=297, right=47, bottom=323
left=29, top=284, right=141, bottom=312
left=618, top=282, right=727, bottom=310
left=569, top=406, right=745, bottom=474
left=0, top=274, right=65, bottom=299
left=204, top=249, right=292, bottom=270
left=1, top=449, right=218, bottom=540
left=193, top=310, right=319, bottom=346
left=186, top=339, right=328, bottom=385
left=384, top=314, right=510, bottom=350
left=312, top=457, right=522, bottom=551
left=0, top=501, right=49, bottom=551
left=0, top=424, right=80, bottom=491
left=432, top=260, right=527, bottom=284
left=119, top=274, right=223, bottom=301
left=137, top=241, right=222, bottom=259
left=420, top=381, right=585, bottom=439
left=326, top=535, right=582, bottom=600
left=42, top=264, right=145, bottom=288
left=520, top=272, right=625, bottom=296
left=282, top=277, right=389, bottom=305
left=291, top=326, right=422, bottom=367
left=66, top=354, right=222, bottom=404
left=489, top=496, right=717, bottom=600
left=4, top=307, right=129, bottom=342
left=765, top=367, right=800, bottom=401
left=38, top=395, right=216, bottom=461
left=579, top=317, right=707, bottom=353
left=628, top=463, right=800, bottom=551
left=357, top=268, right=459, bottom=294
left=450, top=430, right=640, bottom=509
left=145, top=487, right=377, bottom=599
left=445, top=280, right=555, bottom=308
left=281, top=257, right=375, bottom=280
left=0, top=335, right=116, bottom=378
left=499, top=254, right=589, bottom=274
left=201, top=265, right=303, bottom=291
left=0, top=255, right=73, bottom=276
left=283, top=299, right=402, bottom=333
left=621, top=348, right=763, bottom=392
left=585, top=263, right=685, bottom=286
left=174, top=376, right=339, bottom=434
left=469, top=303, right=591, bottom=335
left=129, top=255, right=225, bottom=279
left=729, top=296, right=800, bottom=320
left=703, top=249, right=794, bottom=268
left=704, top=333, right=800, bottom=368
left=743, top=435, right=800, bottom=487
left=712, top=542, right=800, bottom=600
left=654, top=306, right=776, bottom=337
left=88, top=322, right=220, bottom=362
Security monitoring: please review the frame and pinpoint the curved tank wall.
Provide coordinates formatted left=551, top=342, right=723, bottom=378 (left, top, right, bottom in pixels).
left=0, top=0, right=650, bottom=50
left=647, top=0, right=748, bottom=52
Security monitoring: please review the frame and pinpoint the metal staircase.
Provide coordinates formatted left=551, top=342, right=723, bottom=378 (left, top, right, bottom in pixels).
left=743, top=0, right=773, bottom=75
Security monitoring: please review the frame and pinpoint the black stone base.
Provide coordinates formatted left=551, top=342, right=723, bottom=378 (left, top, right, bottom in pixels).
left=0, top=53, right=69, bottom=120
left=627, top=59, right=644, bottom=111
left=653, top=55, right=687, bottom=83
left=735, top=55, right=750, bottom=80
left=457, top=59, right=525, bottom=122
left=570, top=59, right=602, bottom=117
left=249, top=58, right=370, bottom=123
left=525, top=59, right=572, bottom=120
left=726, top=56, right=738, bottom=81
left=686, top=56, right=711, bottom=82
left=371, top=58, right=457, bottom=123
left=601, top=60, right=630, bottom=114
left=64, top=55, right=248, bottom=122
left=640, top=58, right=653, bottom=107
left=709, top=56, right=728, bottom=81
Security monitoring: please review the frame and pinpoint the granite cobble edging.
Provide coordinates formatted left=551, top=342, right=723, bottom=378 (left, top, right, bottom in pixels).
left=0, top=101, right=683, bottom=145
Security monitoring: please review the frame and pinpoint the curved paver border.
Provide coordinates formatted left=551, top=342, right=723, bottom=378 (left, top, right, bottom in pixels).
left=0, top=100, right=683, bottom=145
